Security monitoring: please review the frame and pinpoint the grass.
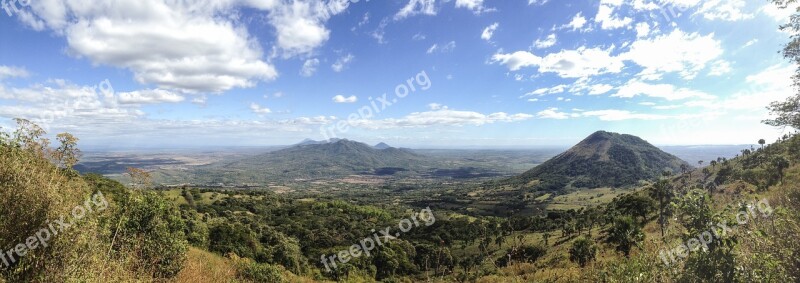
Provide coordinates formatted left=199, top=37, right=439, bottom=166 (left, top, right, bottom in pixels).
left=547, top=187, right=629, bottom=210
left=174, top=248, right=238, bottom=283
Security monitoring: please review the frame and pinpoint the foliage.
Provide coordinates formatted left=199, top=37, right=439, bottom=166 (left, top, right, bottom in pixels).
left=607, top=216, right=644, bottom=257
left=569, top=237, right=597, bottom=267
left=109, top=191, right=189, bottom=278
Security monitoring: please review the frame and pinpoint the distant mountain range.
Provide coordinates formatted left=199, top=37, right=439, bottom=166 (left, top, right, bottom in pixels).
left=503, top=131, right=690, bottom=191
left=156, top=139, right=438, bottom=183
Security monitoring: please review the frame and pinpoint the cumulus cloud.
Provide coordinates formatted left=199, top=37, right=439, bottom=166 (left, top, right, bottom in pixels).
left=455, top=0, right=493, bottom=14
left=12, top=0, right=357, bottom=93
left=621, top=29, right=723, bottom=80
left=268, top=0, right=352, bottom=57
left=347, top=108, right=534, bottom=129
left=118, top=89, right=185, bottom=104
left=611, top=80, right=715, bottom=100
left=0, top=66, right=29, bottom=79
left=536, top=107, right=569, bottom=119
left=523, top=84, right=567, bottom=97
left=564, top=12, right=588, bottom=31
left=481, top=23, right=499, bottom=42
left=332, top=95, right=358, bottom=103
left=533, top=34, right=557, bottom=49
left=332, top=54, right=355, bottom=72
left=493, top=46, right=623, bottom=78
left=427, top=41, right=456, bottom=54
left=250, top=103, right=272, bottom=114
left=13, top=0, right=290, bottom=93
left=300, top=58, right=320, bottom=77
left=395, top=0, right=437, bottom=20
left=697, top=0, right=754, bottom=21
left=595, top=2, right=632, bottom=30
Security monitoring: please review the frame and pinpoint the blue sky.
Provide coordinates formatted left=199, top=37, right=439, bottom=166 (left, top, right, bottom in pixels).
left=0, top=0, right=796, bottom=148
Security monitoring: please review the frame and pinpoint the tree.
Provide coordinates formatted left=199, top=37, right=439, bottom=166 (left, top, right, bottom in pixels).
left=11, top=118, right=48, bottom=155
left=759, top=139, right=767, bottom=150
left=126, top=167, right=152, bottom=189
left=648, top=177, right=674, bottom=240
left=763, top=1, right=800, bottom=130
left=773, top=156, right=791, bottom=183
left=607, top=216, right=644, bottom=258
left=54, top=132, right=81, bottom=170
left=569, top=237, right=597, bottom=267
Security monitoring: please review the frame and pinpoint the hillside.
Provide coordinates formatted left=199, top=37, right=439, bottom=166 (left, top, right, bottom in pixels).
left=505, top=131, right=690, bottom=191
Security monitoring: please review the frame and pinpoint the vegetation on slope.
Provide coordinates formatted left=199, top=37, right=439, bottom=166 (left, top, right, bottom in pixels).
left=504, top=130, right=689, bottom=192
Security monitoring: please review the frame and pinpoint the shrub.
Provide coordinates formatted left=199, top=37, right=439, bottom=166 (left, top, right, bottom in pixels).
left=569, top=237, right=597, bottom=267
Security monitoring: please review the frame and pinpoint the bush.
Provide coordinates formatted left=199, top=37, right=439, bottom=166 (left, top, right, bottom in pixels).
left=109, top=191, right=189, bottom=278
left=569, top=237, right=597, bottom=267
left=236, top=260, right=286, bottom=283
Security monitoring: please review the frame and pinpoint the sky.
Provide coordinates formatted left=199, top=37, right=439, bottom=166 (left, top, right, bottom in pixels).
left=0, top=0, right=797, bottom=149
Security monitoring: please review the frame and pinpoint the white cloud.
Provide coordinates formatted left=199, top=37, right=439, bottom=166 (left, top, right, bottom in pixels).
left=395, top=0, right=437, bottom=20
left=595, top=3, right=633, bottom=30
left=455, top=0, right=492, bottom=14
left=428, top=103, right=446, bottom=110
left=0, top=66, right=29, bottom=79
left=528, top=0, right=549, bottom=6
left=537, top=107, right=569, bottom=119
left=118, top=89, right=184, bottom=104
left=697, top=0, right=754, bottom=21
left=16, top=0, right=288, bottom=93
left=300, top=58, right=320, bottom=77
left=332, top=54, right=355, bottom=72
left=612, top=80, right=715, bottom=100
left=250, top=103, right=272, bottom=114
left=267, top=0, right=352, bottom=57
left=621, top=29, right=723, bottom=80
left=348, top=108, right=534, bottom=129
left=332, top=94, right=358, bottom=103
left=523, top=84, right=567, bottom=97
left=537, top=47, right=624, bottom=78
left=580, top=109, right=668, bottom=121
left=481, top=23, right=499, bottom=42
left=761, top=3, right=797, bottom=22
left=588, top=84, right=614, bottom=95
left=533, top=34, right=557, bottom=49
left=743, top=39, right=758, bottom=48
left=492, top=46, right=624, bottom=78
left=708, top=60, right=732, bottom=76
left=427, top=41, right=456, bottom=54
left=635, top=22, right=650, bottom=38
left=565, top=13, right=587, bottom=31
left=490, top=51, right=542, bottom=71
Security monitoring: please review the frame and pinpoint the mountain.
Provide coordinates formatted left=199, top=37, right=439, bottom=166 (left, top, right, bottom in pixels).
left=171, top=139, right=433, bottom=183
left=504, top=131, right=690, bottom=191
left=374, top=142, right=392, bottom=150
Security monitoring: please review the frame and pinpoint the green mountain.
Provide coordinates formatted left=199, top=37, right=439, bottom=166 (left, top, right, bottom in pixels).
left=162, top=139, right=433, bottom=183
left=505, top=131, right=690, bottom=191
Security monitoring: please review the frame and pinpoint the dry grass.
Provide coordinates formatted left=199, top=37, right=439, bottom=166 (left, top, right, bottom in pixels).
left=174, top=248, right=238, bottom=283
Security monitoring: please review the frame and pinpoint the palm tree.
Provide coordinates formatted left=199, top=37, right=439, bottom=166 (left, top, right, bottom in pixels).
left=759, top=139, right=766, bottom=150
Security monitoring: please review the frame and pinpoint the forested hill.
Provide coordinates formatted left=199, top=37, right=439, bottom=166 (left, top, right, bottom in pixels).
left=164, top=139, right=435, bottom=183
left=504, top=131, right=690, bottom=191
